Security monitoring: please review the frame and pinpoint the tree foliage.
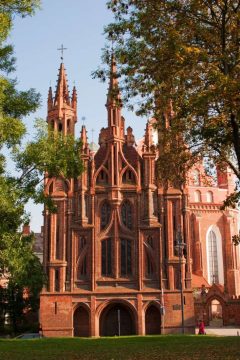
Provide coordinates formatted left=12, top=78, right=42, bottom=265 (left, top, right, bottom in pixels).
left=0, top=0, right=84, bottom=330
left=94, top=0, right=240, bottom=244
left=97, top=1, right=240, bottom=194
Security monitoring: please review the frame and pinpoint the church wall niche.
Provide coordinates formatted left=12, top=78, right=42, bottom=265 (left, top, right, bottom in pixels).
left=122, top=168, right=136, bottom=185
left=145, top=304, right=161, bottom=335
left=144, top=236, right=156, bottom=280
left=96, top=168, right=109, bottom=185
left=73, top=305, right=90, bottom=337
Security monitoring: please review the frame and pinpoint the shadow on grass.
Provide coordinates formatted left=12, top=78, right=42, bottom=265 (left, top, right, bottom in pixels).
left=0, top=335, right=239, bottom=360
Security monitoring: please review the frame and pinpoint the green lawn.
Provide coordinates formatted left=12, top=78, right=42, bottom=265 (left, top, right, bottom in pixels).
left=0, top=335, right=239, bottom=360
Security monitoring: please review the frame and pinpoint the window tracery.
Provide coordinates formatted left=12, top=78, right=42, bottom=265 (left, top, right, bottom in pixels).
left=101, top=239, right=112, bottom=276
left=120, top=239, right=132, bottom=277
left=100, top=202, right=111, bottom=230
left=121, top=201, right=133, bottom=230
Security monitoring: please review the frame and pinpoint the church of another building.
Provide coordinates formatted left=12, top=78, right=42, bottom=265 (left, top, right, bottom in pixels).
left=40, top=59, right=240, bottom=337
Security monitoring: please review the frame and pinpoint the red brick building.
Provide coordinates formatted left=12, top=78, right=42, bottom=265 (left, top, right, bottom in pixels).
left=40, top=59, right=240, bottom=337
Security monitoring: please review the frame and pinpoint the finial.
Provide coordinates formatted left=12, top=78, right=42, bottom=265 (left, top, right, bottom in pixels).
left=91, top=128, right=94, bottom=144
left=57, top=44, right=67, bottom=62
left=81, top=116, right=86, bottom=126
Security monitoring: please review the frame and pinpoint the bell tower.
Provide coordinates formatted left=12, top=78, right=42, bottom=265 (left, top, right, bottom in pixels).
left=47, top=62, right=77, bottom=136
left=43, top=61, right=77, bottom=294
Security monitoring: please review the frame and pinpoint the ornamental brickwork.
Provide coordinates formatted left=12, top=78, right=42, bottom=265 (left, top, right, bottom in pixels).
left=40, top=59, right=240, bottom=337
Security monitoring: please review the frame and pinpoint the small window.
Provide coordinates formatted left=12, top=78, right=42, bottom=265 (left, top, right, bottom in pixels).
left=97, top=169, right=108, bottom=185
left=206, top=191, right=213, bottom=203
left=194, top=190, right=201, bottom=203
left=122, top=169, right=136, bottom=185
left=58, top=122, right=63, bottom=132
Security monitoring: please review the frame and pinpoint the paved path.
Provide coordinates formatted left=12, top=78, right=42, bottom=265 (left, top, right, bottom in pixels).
left=196, top=327, right=240, bottom=336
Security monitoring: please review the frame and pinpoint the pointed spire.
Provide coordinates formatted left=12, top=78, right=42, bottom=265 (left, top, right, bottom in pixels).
left=54, top=63, right=70, bottom=106
left=80, top=125, right=88, bottom=148
left=107, top=54, right=122, bottom=107
left=144, top=122, right=152, bottom=148
left=71, top=85, right=77, bottom=110
left=48, top=86, right=53, bottom=111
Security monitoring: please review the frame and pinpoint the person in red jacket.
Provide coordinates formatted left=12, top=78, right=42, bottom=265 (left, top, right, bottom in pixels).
left=198, top=320, right=205, bottom=335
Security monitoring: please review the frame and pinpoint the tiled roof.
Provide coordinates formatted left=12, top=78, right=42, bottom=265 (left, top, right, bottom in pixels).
left=94, top=146, right=108, bottom=170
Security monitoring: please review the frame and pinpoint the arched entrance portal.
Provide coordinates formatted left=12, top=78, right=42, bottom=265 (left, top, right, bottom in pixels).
left=100, top=303, right=136, bottom=336
left=145, top=305, right=161, bottom=335
left=73, top=306, right=90, bottom=337
left=209, top=299, right=223, bottom=327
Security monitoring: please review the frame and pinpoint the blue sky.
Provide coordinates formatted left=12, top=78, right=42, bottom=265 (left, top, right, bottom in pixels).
left=9, top=0, right=146, bottom=232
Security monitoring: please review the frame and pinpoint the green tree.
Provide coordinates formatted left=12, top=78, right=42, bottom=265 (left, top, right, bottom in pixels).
left=0, top=0, right=84, bottom=331
left=96, top=0, right=240, bottom=243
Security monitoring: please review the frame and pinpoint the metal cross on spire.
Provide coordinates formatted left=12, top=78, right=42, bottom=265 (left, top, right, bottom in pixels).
left=57, top=44, right=67, bottom=62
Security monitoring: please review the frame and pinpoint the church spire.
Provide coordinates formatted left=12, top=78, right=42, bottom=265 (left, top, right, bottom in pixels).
left=80, top=125, right=88, bottom=148
left=71, top=85, right=77, bottom=111
left=106, top=55, right=123, bottom=135
left=106, top=54, right=122, bottom=107
left=48, top=86, right=53, bottom=111
left=54, top=62, right=70, bottom=107
left=47, top=61, right=77, bottom=136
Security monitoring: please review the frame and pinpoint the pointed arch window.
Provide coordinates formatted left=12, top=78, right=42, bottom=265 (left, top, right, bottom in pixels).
left=121, top=201, right=133, bottom=230
left=120, top=239, right=132, bottom=277
left=146, top=253, right=154, bottom=278
left=100, top=202, right=111, bottom=230
left=145, top=236, right=155, bottom=279
left=101, top=239, right=112, bottom=276
left=207, top=230, right=219, bottom=284
left=77, top=236, right=88, bottom=280
left=122, top=169, right=136, bottom=184
left=97, top=169, right=108, bottom=185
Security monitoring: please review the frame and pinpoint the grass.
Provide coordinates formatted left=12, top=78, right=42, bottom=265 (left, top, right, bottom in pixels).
left=0, top=335, right=240, bottom=360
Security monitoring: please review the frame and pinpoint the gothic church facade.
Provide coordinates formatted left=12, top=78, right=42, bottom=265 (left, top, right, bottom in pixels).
left=40, top=60, right=240, bottom=337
